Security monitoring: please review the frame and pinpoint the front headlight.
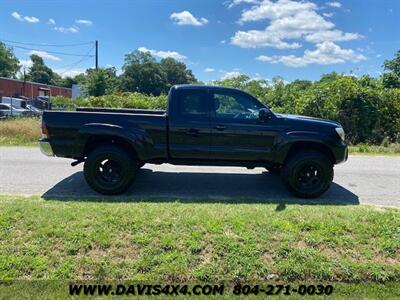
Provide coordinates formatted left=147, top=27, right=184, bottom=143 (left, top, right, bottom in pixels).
left=335, top=127, right=345, bottom=141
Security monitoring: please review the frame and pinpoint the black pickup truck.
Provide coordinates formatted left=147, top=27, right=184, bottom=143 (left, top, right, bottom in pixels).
left=40, top=84, right=348, bottom=198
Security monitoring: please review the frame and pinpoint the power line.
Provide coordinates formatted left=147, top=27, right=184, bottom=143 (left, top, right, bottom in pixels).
left=58, top=56, right=93, bottom=76
left=3, top=43, right=95, bottom=57
left=58, top=45, right=96, bottom=76
left=1, top=38, right=98, bottom=76
left=1, top=39, right=94, bottom=47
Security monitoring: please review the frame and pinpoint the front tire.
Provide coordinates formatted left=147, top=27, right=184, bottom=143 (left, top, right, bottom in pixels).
left=83, top=145, right=137, bottom=195
left=281, top=150, right=333, bottom=198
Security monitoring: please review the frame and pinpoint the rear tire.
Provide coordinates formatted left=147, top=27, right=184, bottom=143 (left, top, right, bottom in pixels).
left=83, top=145, right=137, bottom=195
left=281, top=150, right=333, bottom=198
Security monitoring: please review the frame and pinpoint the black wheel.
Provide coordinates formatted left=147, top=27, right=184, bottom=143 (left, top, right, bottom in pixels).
left=281, top=150, right=333, bottom=198
left=265, top=166, right=281, bottom=175
left=83, top=145, right=137, bottom=195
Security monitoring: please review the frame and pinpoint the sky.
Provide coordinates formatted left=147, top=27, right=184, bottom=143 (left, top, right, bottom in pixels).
left=1, top=0, right=399, bottom=83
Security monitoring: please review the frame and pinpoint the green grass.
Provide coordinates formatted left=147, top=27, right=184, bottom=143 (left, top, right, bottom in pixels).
left=0, top=196, right=399, bottom=298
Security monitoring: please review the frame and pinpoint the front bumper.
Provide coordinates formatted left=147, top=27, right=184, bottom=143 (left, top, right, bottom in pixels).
left=333, top=141, right=348, bottom=164
left=39, top=139, right=54, bottom=156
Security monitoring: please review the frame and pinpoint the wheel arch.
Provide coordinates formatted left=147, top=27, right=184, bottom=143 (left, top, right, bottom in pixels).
left=83, top=135, right=139, bottom=160
left=280, top=141, right=336, bottom=165
left=74, top=123, right=146, bottom=160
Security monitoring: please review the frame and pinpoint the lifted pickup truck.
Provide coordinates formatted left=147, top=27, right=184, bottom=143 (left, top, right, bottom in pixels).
left=40, top=85, right=348, bottom=198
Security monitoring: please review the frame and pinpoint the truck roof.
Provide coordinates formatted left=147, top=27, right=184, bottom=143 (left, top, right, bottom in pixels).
left=172, top=84, right=243, bottom=93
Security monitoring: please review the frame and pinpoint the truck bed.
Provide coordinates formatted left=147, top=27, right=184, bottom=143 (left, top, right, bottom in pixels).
left=43, top=108, right=168, bottom=160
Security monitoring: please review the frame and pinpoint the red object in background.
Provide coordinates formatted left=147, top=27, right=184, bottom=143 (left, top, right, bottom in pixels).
left=0, top=77, right=72, bottom=99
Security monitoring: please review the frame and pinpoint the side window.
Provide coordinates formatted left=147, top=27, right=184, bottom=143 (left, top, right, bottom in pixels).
left=177, top=90, right=209, bottom=118
left=212, top=91, right=263, bottom=120
left=0, top=105, right=8, bottom=109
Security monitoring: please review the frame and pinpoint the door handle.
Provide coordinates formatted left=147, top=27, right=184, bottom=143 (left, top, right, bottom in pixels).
left=186, top=128, right=199, bottom=137
left=215, top=124, right=225, bottom=131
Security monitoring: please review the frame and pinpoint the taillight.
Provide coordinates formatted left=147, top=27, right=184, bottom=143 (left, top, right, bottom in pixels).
left=41, top=117, right=49, bottom=138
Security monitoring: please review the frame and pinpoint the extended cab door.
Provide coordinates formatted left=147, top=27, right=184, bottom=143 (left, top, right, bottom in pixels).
left=210, top=90, right=277, bottom=161
left=168, top=88, right=212, bottom=159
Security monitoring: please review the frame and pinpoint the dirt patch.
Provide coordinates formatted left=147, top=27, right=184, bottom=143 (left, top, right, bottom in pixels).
left=296, top=240, right=308, bottom=249
left=262, top=252, right=275, bottom=265
left=199, top=244, right=213, bottom=265
left=373, top=250, right=400, bottom=266
left=80, top=237, right=141, bottom=261
left=318, top=245, right=342, bottom=259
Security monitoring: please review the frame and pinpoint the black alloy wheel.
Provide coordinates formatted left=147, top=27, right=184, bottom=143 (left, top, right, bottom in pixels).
left=84, top=145, right=137, bottom=195
left=281, top=150, right=333, bottom=198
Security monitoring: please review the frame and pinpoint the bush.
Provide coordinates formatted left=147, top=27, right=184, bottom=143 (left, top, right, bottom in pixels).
left=51, top=93, right=168, bottom=111
left=84, top=92, right=167, bottom=110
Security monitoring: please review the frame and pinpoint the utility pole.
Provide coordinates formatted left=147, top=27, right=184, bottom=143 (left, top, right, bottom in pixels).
left=95, top=40, right=99, bottom=70
left=23, top=67, right=26, bottom=97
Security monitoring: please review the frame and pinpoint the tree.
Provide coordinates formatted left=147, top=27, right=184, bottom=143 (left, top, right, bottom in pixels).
left=82, top=68, right=117, bottom=96
left=58, top=76, right=79, bottom=88
left=27, top=54, right=58, bottom=85
left=119, top=50, right=167, bottom=96
left=358, top=75, right=380, bottom=89
left=381, top=72, right=400, bottom=89
left=213, top=74, right=269, bottom=102
left=0, top=42, right=20, bottom=78
left=383, top=50, right=400, bottom=76
left=160, top=57, right=196, bottom=91
left=318, top=72, right=340, bottom=83
left=288, top=79, right=312, bottom=90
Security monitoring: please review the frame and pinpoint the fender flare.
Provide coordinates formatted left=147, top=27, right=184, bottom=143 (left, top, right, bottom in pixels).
left=74, top=123, right=148, bottom=160
left=274, top=131, right=333, bottom=164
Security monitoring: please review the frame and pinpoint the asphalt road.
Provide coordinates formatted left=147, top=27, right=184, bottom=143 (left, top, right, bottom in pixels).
left=0, top=147, right=399, bottom=207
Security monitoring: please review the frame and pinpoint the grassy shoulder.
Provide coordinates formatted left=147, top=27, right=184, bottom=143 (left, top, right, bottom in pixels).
left=1, top=117, right=400, bottom=155
left=349, top=143, right=400, bottom=155
left=0, top=196, right=399, bottom=285
left=0, top=117, right=40, bottom=146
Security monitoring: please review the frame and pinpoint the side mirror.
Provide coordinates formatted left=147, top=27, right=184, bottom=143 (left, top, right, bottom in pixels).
left=258, top=108, right=271, bottom=121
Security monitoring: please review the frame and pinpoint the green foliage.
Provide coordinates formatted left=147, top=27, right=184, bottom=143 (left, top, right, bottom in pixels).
left=381, top=72, right=400, bottom=88
left=160, top=57, right=197, bottom=90
left=384, top=50, right=400, bottom=76
left=119, top=49, right=197, bottom=95
left=27, top=54, right=59, bottom=85
left=0, top=42, right=20, bottom=78
left=51, top=92, right=167, bottom=111
left=51, top=96, right=84, bottom=111
left=84, top=92, right=167, bottom=109
left=57, top=76, right=80, bottom=88
left=81, top=68, right=117, bottom=96
left=119, top=50, right=167, bottom=96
